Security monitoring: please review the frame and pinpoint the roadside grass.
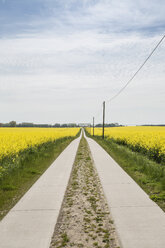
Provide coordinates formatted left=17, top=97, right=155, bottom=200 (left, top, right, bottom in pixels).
left=86, top=132, right=165, bottom=212
left=0, top=136, right=76, bottom=220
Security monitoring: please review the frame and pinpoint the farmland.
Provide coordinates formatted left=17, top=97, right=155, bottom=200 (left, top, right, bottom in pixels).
left=86, top=126, right=165, bottom=164
left=0, top=127, right=80, bottom=219
left=0, top=127, right=80, bottom=179
left=85, top=127, right=165, bottom=211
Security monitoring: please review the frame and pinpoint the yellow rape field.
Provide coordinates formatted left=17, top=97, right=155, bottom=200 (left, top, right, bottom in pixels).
left=0, top=127, right=80, bottom=161
left=86, top=126, right=165, bottom=163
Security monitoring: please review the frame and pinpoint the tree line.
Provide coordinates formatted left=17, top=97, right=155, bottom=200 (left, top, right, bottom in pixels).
left=0, top=121, right=79, bottom=128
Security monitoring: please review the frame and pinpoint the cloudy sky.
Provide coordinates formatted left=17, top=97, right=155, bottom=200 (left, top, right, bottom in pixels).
left=0, top=0, right=165, bottom=125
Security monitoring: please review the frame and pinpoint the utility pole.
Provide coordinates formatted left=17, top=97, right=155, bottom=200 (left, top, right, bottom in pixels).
left=102, top=101, right=105, bottom=139
left=93, top=117, right=95, bottom=136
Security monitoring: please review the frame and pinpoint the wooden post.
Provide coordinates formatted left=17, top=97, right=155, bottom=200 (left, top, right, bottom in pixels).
left=102, top=101, right=105, bottom=139
left=93, top=117, right=95, bottom=136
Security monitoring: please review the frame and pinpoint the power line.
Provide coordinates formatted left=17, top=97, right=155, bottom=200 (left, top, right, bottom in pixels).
left=92, top=34, right=165, bottom=126
left=107, top=34, right=165, bottom=103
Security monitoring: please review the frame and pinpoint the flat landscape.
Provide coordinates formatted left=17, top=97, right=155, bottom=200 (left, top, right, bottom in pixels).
left=1, top=1, right=165, bottom=247
left=86, top=126, right=165, bottom=211
left=0, top=127, right=165, bottom=248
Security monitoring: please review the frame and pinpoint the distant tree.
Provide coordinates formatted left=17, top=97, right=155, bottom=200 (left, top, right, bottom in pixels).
left=61, top=124, right=68, bottom=127
left=9, top=121, right=16, bottom=127
left=17, top=123, right=52, bottom=128
left=21, top=122, right=34, bottom=127
left=95, top=124, right=102, bottom=127
left=95, top=123, right=123, bottom=127
left=54, top=123, right=61, bottom=127
left=68, top=123, right=77, bottom=127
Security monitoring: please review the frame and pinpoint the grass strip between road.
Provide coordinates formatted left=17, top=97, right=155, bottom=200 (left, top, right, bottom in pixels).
left=86, top=133, right=165, bottom=212
left=0, top=136, right=77, bottom=220
left=50, top=136, right=120, bottom=248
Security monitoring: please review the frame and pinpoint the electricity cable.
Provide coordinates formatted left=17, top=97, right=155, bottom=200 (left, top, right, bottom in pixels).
left=106, top=34, right=165, bottom=103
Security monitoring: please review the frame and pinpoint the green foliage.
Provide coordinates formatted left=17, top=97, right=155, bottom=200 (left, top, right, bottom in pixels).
left=87, top=133, right=165, bottom=212
left=0, top=137, right=76, bottom=180
left=61, top=233, right=70, bottom=246
left=110, top=137, right=165, bottom=164
left=0, top=137, right=74, bottom=220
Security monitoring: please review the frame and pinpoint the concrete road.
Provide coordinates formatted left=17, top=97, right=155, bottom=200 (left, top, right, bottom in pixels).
left=0, top=135, right=81, bottom=248
left=85, top=135, right=165, bottom=248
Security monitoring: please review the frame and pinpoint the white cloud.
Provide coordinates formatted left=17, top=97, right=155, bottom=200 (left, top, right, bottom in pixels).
left=0, top=0, right=165, bottom=124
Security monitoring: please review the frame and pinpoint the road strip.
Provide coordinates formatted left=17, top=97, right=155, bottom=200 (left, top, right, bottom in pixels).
left=50, top=136, right=120, bottom=248
left=0, top=135, right=81, bottom=248
left=85, top=134, right=165, bottom=248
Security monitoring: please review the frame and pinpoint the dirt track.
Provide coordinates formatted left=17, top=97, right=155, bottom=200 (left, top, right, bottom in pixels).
left=50, top=136, right=119, bottom=248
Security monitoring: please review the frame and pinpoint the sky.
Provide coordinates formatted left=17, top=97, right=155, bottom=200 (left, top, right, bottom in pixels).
left=0, top=0, right=165, bottom=125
